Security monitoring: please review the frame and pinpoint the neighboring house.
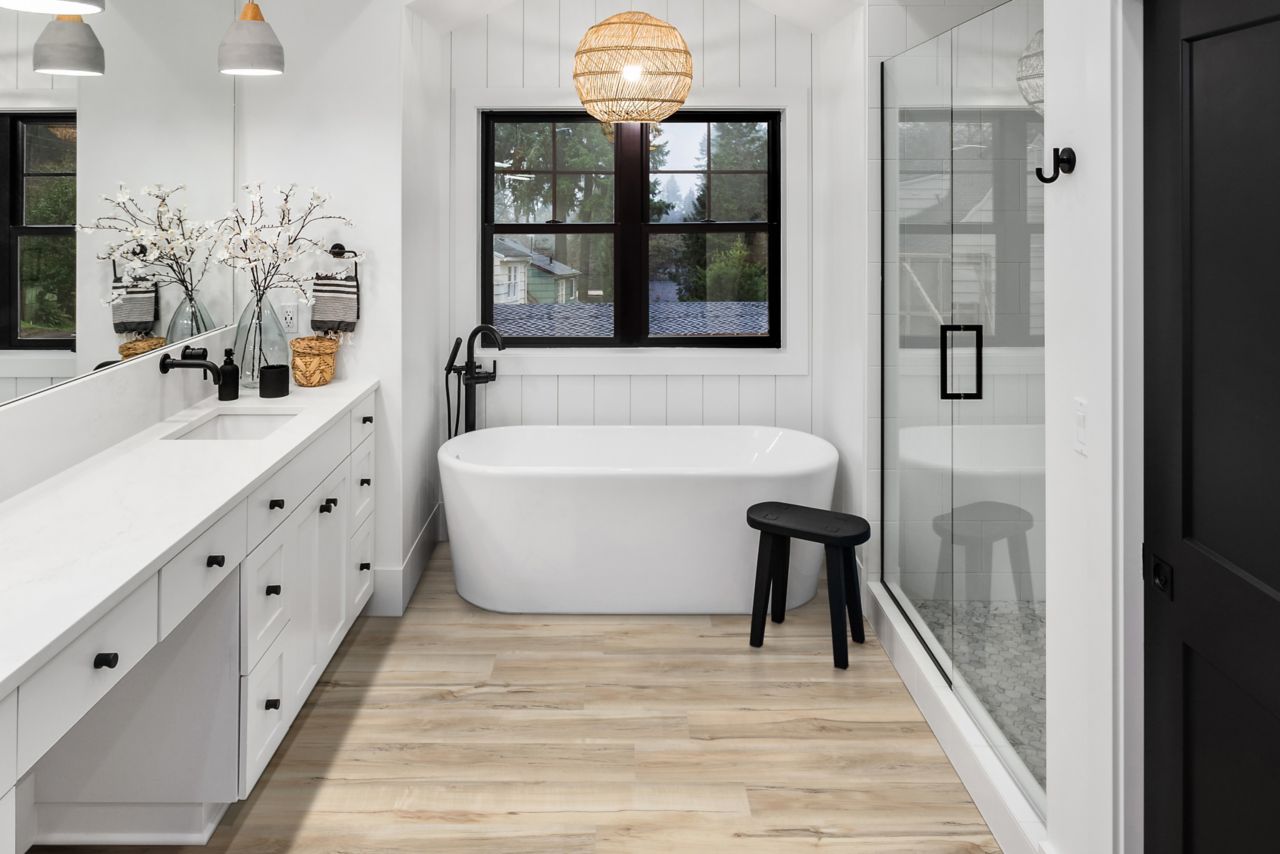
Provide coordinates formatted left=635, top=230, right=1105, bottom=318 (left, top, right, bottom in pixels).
left=493, top=237, right=582, bottom=305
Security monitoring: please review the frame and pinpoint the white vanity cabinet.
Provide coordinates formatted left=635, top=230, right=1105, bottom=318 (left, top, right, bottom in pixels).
left=0, top=381, right=379, bottom=851
left=1, top=691, right=14, bottom=854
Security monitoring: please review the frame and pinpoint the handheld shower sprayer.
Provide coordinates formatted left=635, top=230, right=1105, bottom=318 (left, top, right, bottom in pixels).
left=444, top=326, right=506, bottom=439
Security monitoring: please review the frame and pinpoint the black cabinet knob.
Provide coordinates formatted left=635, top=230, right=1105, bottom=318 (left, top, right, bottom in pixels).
left=269, top=499, right=285, bottom=510
left=360, top=478, right=372, bottom=486
left=207, top=555, right=226, bottom=568
left=265, top=584, right=282, bottom=596
left=326, top=498, right=339, bottom=507
left=319, top=503, right=333, bottom=514
left=362, top=415, right=374, bottom=424
left=359, top=562, right=371, bottom=572
left=264, top=699, right=281, bottom=711
left=93, top=652, right=119, bottom=670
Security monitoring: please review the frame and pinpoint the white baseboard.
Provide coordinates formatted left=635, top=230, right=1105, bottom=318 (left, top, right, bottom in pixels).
left=366, top=504, right=442, bottom=617
left=32, top=800, right=228, bottom=846
left=862, top=569, right=1049, bottom=854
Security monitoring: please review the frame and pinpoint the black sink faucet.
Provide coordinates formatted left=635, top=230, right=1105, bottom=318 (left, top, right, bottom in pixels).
left=462, top=324, right=505, bottom=434
left=159, top=345, right=222, bottom=386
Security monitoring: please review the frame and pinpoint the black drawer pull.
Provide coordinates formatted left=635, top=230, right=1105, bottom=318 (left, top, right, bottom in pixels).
left=268, top=499, right=285, bottom=510
left=362, top=415, right=374, bottom=424
left=360, top=478, right=372, bottom=486
left=326, top=498, right=339, bottom=507
left=319, top=503, right=333, bottom=514
left=93, top=652, right=119, bottom=670
left=265, top=584, right=282, bottom=596
left=207, top=555, right=226, bottom=568
left=264, top=699, right=281, bottom=711
left=359, top=562, right=372, bottom=572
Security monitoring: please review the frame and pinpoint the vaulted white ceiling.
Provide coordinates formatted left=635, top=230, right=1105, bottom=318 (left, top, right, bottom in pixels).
left=407, top=0, right=860, bottom=34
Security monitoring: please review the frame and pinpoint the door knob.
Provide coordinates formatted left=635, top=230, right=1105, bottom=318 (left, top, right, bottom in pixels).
left=265, top=584, right=282, bottom=596
left=359, top=562, right=371, bottom=572
left=93, top=652, right=119, bottom=670
left=207, top=555, right=226, bottom=568
left=264, top=699, right=281, bottom=711
left=269, top=499, right=285, bottom=510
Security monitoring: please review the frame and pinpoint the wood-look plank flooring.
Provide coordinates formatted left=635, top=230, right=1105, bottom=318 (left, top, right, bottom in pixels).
left=40, top=544, right=999, bottom=853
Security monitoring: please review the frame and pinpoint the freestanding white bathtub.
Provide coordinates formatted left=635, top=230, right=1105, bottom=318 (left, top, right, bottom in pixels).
left=438, top=426, right=839, bottom=614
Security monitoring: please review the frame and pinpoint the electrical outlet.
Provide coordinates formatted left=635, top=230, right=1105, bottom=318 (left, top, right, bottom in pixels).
left=281, top=301, right=298, bottom=333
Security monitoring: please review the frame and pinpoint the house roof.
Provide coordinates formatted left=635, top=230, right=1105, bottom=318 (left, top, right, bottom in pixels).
left=494, top=237, right=582, bottom=279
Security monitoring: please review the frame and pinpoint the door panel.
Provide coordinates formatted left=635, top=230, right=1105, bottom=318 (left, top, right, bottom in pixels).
left=1146, top=1, right=1280, bottom=849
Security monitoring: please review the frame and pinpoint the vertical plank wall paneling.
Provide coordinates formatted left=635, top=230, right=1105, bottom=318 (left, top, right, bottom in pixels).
left=593, top=376, right=630, bottom=425
left=629, top=376, right=666, bottom=425
left=457, top=0, right=813, bottom=431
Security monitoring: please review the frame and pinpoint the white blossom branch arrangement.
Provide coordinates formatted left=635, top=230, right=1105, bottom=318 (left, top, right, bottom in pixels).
left=79, top=185, right=220, bottom=301
left=216, top=183, right=355, bottom=307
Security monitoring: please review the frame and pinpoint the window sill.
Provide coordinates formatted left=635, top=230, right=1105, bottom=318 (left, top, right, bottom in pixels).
left=0, top=350, right=77, bottom=377
left=473, top=345, right=808, bottom=376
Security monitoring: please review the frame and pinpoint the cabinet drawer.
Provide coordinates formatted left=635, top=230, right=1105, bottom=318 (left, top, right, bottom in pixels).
left=350, top=437, right=375, bottom=534
left=0, top=786, right=13, bottom=854
left=239, top=630, right=288, bottom=798
left=348, top=513, right=375, bottom=622
left=159, top=502, right=247, bottom=639
left=241, top=518, right=292, bottom=674
left=351, top=393, right=376, bottom=447
left=17, top=575, right=158, bottom=774
left=246, top=418, right=348, bottom=548
left=0, top=692, right=13, bottom=793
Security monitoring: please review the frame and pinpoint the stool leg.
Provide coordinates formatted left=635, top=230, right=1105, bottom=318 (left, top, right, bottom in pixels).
left=770, top=536, right=791, bottom=624
left=1007, top=531, right=1032, bottom=602
left=750, top=533, right=775, bottom=648
left=824, top=545, right=849, bottom=669
left=843, top=547, right=865, bottom=645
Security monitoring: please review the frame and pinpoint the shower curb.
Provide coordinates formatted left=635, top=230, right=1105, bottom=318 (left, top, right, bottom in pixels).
left=863, top=572, right=1049, bottom=854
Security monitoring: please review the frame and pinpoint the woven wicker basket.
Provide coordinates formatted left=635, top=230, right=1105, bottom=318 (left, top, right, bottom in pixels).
left=290, top=335, right=339, bottom=387
left=119, top=337, right=166, bottom=359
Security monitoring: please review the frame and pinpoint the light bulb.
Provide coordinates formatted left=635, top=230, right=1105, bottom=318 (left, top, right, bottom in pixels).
left=621, top=64, right=644, bottom=82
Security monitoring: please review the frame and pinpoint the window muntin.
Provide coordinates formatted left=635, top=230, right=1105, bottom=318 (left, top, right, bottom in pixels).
left=482, top=111, right=780, bottom=348
left=1, top=115, right=77, bottom=349
left=895, top=108, right=1043, bottom=349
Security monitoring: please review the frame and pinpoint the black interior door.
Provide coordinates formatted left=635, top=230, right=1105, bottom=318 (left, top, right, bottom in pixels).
left=1146, top=1, right=1280, bottom=850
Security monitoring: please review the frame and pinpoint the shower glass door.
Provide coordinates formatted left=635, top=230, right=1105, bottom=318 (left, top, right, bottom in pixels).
left=882, top=0, right=1047, bottom=815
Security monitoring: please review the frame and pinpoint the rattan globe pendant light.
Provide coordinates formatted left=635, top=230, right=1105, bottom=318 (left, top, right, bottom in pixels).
left=573, top=11, right=692, bottom=124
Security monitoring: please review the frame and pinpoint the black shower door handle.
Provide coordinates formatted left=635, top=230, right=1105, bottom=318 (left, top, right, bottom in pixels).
left=940, top=324, right=983, bottom=400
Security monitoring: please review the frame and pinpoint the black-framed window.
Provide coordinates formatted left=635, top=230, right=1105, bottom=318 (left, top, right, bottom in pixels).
left=0, top=114, right=76, bottom=350
left=894, top=107, right=1043, bottom=349
left=482, top=111, right=781, bottom=348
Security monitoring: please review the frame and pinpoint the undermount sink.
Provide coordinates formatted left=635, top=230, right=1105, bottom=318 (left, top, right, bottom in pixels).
left=166, top=412, right=297, bottom=441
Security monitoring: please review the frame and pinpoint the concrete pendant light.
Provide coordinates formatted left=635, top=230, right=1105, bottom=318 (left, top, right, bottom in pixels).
left=0, top=1, right=103, bottom=13
left=219, top=1, right=284, bottom=77
left=33, top=14, right=105, bottom=77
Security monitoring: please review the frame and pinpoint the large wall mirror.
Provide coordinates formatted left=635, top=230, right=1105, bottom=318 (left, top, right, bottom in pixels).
left=0, top=0, right=235, bottom=406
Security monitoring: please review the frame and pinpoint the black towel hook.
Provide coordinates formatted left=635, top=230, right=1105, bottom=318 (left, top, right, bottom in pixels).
left=1036, top=147, right=1076, bottom=184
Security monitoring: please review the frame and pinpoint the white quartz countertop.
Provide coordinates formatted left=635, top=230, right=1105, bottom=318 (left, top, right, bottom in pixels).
left=0, top=377, right=378, bottom=699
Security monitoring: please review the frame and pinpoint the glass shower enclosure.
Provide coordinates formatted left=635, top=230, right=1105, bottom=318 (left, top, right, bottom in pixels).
left=881, top=0, right=1047, bottom=812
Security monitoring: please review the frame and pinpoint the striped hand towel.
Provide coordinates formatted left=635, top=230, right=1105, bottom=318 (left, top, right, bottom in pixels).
left=111, top=280, right=157, bottom=334
left=311, top=274, right=359, bottom=333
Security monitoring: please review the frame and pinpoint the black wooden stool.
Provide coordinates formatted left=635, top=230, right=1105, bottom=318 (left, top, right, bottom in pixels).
left=747, top=502, right=872, bottom=669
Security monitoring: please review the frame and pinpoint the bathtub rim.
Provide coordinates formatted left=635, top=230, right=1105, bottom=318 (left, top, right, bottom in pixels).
left=437, top=424, right=840, bottom=478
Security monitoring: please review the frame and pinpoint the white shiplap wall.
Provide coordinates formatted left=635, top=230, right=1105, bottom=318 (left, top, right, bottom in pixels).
left=0, top=10, right=75, bottom=106
left=449, top=0, right=815, bottom=432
